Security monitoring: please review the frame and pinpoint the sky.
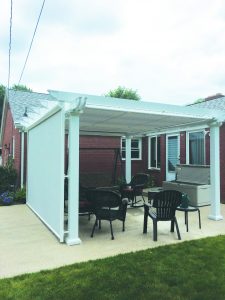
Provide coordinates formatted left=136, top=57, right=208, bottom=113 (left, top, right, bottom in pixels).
left=1, top=0, right=225, bottom=105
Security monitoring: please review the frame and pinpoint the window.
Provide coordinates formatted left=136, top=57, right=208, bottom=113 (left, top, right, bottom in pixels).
left=121, top=138, right=142, bottom=160
left=187, top=131, right=205, bottom=165
left=148, top=135, right=161, bottom=169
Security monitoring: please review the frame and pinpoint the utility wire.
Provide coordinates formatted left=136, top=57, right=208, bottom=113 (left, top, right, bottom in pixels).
left=17, top=0, right=46, bottom=85
left=7, top=0, right=13, bottom=98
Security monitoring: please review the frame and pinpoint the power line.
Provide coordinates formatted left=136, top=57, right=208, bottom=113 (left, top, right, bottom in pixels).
left=7, top=0, right=13, bottom=98
left=17, top=0, right=46, bottom=85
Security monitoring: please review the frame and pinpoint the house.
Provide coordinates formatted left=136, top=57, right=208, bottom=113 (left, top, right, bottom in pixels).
left=0, top=90, right=146, bottom=187
left=0, top=89, right=223, bottom=244
left=147, top=93, right=225, bottom=204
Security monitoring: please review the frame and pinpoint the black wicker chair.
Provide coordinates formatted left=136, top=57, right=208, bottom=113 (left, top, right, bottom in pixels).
left=120, top=173, right=149, bottom=207
left=79, top=186, right=96, bottom=219
left=143, top=190, right=182, bottom=241
left=90, top=189, right=128, bottom=240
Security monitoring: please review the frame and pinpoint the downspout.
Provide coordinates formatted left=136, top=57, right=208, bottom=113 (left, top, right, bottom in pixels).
left=15, top=123, right=25, bottom=189
left=20, top=130, right=24, bottom=188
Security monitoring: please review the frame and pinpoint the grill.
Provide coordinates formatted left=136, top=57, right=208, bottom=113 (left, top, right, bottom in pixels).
left=163, top=164, right=211, bottom=206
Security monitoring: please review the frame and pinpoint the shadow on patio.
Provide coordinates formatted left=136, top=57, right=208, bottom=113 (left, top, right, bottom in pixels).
left=0, top=203, right=225, bottom=279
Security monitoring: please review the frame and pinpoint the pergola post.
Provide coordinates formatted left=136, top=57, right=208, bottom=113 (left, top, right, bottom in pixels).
left=208, top=123, right=223, bottom=220
left=66, top=112, right=81, bottom=245
left=125, top=136, right=132, bottom=183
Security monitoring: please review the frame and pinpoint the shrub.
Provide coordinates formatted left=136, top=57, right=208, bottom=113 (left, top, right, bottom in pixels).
left=0, top=158, right=17, bottom=193
left=14, top=187, right=26, bottom=202
left=0, top=191, right=14, bottom=205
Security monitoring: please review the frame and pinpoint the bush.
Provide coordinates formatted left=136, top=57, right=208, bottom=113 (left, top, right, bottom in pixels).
left=0, top=191, right=14, bottom=205
left=0, top=158, right=17, bottom=193
left=14, top=187, right=26, bottom=202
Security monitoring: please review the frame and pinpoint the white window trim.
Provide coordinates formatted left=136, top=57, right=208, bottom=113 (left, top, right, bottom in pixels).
left=186, top=129, right=206, bottom=165
left=148, top=135, right=161, bottom=170
left=121, top=137, right=142, bottom=160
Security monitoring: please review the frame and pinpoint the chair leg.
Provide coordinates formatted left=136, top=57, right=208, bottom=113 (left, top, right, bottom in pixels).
left=110, top=220, right=114, bottom=240
left=186, top=212, right=189, bottom=232
left=198, top=209, right=201, bottom=229
left=91, top=218, right=97, bottom=238
left=143, top=208, right=148, bottom=234
left=122, top=221, right=125, bottom=232
left=174, top=217, right=181, bottom=240
left=170, top=220, right=174, bottom=232
left=153, top=220, right=157, bottom=241
left=141, top=194, right=145, bottom=204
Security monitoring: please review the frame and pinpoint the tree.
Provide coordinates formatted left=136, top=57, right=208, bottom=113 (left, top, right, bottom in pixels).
left=0, top=85, right=5, bottom=123
left=193, top=98, right=204, bottom=104
left=0, top=84, right=32, bottom=123
left=105, top=86, right=140, bottom=101
left=11, top=84, right=32, bottom=92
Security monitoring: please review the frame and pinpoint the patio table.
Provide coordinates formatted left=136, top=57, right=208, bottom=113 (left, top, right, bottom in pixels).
left=176, top=206, right=201, bottom=232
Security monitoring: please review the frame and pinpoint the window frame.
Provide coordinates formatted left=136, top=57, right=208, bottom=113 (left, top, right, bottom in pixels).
left=121, top=137, right=142, bottom=160
left=186, top=130, right=205, bottom=165
left=148, top=135, right=161, bottom=170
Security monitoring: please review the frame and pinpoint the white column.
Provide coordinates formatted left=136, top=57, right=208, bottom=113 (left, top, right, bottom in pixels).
left=20, top=131, right=24, bottom=188
left=125, top=136, right=132, bottom=183
left=208, top=123, right=223, bottom=220
left=66, top=113, right=81, bottom=245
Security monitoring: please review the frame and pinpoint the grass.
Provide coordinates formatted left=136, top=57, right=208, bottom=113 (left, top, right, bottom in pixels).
left=0, top=235, right=225, bottom=300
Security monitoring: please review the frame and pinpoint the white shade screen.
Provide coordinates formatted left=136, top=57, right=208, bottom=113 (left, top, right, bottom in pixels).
left=27, top=110, right=65, bottom=242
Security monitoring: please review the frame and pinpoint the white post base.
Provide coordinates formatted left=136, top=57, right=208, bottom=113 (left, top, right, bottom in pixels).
left=208, top=214, right=223, bottom=221
left=65, top=237, right=82, bottom=246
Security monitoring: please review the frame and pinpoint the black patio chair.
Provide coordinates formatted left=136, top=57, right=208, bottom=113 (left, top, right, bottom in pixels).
left=79, top=185, right=96, bottom=219
left=143, top=190, right=182, bottom=241
left=90, top=189, right=128, bottom=240
left=120, top=173, right=149, bottom=207
left=64, top=183, right=95, bottom=220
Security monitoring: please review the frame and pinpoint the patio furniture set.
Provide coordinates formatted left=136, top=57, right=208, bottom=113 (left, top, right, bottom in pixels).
left=78, top=173, right=202, bottom=241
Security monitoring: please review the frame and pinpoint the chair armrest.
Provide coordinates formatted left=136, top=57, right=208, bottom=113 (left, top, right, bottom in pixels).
left=133, top=184, right=144, bottom=189
left=122, top=198, right=129, bottom=205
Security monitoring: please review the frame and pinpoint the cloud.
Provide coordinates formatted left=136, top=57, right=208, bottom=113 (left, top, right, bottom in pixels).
left=1, top=0, right=225, bottom=104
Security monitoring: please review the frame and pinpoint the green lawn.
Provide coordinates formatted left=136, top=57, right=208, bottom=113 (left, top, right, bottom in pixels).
left=1, top=235, right=225, bottom=300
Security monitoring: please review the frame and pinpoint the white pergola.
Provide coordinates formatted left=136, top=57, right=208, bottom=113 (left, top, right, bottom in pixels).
left=25, top=90, right=224, bottom=245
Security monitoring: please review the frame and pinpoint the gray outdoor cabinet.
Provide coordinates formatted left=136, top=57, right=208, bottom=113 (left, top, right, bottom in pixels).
left=163, top=164, right=211, bottom=206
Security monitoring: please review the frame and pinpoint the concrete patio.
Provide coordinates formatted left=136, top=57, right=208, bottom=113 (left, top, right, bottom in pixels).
left=0, top=203, right=225, bottom=279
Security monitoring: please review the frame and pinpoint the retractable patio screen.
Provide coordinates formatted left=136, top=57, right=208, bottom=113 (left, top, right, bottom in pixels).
left=27, top=110, right=65, bottom=242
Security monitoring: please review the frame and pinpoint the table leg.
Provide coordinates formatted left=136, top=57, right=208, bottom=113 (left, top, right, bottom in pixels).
left=185, top=211, right=189, bottom=232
